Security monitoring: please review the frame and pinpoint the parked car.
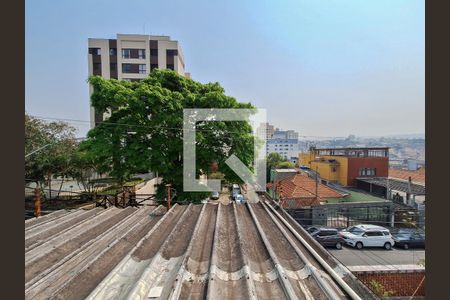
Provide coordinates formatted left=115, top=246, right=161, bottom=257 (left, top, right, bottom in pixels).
left=393, top=231, right=425, bottom=249
left=308, top=227, right=344, bottom=249
left=340, top=224, right=395, bottom=250
left=306, top=226, right=323, bottom=234
left=210, top=191, right=220, bottom=200
left=234, top=194, right=246, bottom=204
left=231, top=184, right=241, bottom=200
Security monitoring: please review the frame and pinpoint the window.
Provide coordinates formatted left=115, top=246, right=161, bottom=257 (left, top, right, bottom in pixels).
left=110, top=63, right=117, bottom=71
left=150, top=63, right=158, bottom=71
left=93, top=63, right=101, bottom=71
left=109, top=48, right=117, bottom=56
left=359, top=168, right=376, bottom=176
left=150, top=49, right=158, bottom=56
left=365, top=231, right=384, bottom=237
left=139, top=64, right=146, bottom=74
left=122, top=63, right=131, bottom=73
left=348, top=226, right=364, bottom=235
left=167, top=49, right=178, bottom=56
left=92, top=62, right=102, bottom=75
left=89, top=48, right=101, bottom=55
left=122, top=49, right=131, bottom=59
left=138, top=49, right=146, bottom=59
left=166, top=63, right=174, bottom=70
left=320, top=230, right=337, bottom=236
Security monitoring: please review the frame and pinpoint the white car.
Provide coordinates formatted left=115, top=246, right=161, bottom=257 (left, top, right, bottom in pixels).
left=234, top=194, right=246, bottom=204
left=340, top=224, right=395, bottom=250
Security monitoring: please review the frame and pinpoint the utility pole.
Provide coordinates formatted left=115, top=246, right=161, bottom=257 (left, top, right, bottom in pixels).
left=315, top=165, right=319, bottom=200
left=386, top=177, right=390, bottom=200
left=34, top=187, right=41, bottom=217
left=166, top=184, right=172, bottom=209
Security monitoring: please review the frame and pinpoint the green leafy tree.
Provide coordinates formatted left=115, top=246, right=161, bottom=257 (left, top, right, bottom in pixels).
left=68, top=148, right=104, bottom=195
left=266, top=152, right=294, bottom=182
left=277, top=161, right=295, bottom=169
left=25, top=114, right=78, bottom=198
left=82, top=70, right=256, bottom=203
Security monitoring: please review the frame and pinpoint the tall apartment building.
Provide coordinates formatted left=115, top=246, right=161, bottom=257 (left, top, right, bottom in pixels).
left=266, top=128, right=300, bottom=162
left=88, top=33, right=188, bottom=127
left=256, top=122, right=275, bottom=141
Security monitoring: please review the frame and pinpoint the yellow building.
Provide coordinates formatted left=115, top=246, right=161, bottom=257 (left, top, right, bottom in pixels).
left=299, top=152, right=349, bottom=186
left=299, top=147, right=390, bottom=187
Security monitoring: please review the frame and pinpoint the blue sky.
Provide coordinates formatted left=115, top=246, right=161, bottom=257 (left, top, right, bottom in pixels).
left=26, top=0, right=424, bottom=138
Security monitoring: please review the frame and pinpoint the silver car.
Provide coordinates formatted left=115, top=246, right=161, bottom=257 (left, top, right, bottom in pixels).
left=210, top=191, right=220, bottom=200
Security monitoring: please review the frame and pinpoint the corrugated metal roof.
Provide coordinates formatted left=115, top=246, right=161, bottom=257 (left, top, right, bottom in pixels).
left=25, top=200, right=377, bottom=300
left=357, top=177, right=426, bottom=195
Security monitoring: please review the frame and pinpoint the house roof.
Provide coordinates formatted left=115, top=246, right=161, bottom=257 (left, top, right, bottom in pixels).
left=25, top=201, right=375, bottom=299
left=389, top=168, right=425, bottom=185
left=356, top=177, right=426, bottom=195
left=268, top=173, right=345, bottom=202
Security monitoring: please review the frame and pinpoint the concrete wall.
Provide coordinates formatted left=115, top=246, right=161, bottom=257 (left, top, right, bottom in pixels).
left=347, top=157, right=389, bottom=186
left=301, top=154, right=349, bottom=186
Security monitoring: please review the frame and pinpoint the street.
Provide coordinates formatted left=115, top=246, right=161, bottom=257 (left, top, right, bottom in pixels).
left=329, top=245, right=425, bottom=266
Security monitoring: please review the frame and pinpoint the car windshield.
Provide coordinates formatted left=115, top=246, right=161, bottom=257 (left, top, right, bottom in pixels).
left=307, top=228, right=319, bottom=234
left=347, top=226, right=364, bottom=235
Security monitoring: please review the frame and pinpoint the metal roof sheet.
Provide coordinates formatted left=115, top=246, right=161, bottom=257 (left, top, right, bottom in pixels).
left=25, top=200, right=376, bottom=300
left=357, top=177, right=426, bottom=195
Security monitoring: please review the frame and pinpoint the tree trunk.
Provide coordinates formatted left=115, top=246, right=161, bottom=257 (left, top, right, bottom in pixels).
left=48, top=173, right=52, bottom=200
left=57, top=177, right=65, bottom=198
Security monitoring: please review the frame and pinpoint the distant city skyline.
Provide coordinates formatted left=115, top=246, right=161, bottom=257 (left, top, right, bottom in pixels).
left=26, top=0, right=424, bottom=138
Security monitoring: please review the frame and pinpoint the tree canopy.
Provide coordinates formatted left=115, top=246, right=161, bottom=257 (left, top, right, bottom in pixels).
left=82, top=69, right=256, bottom=202
left=25, top=114, right=79, bottom=198
left=266, top=152, right=296, bottom=181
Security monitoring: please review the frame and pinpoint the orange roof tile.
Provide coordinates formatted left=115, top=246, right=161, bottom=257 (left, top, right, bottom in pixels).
left=267, top=173, right=345, bottom=202
left=389, top=168, right=425, bottom=185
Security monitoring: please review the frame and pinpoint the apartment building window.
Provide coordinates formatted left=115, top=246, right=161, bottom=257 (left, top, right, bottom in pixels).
left=167, top=49, right=178, bottom=56
left=166, top=63, right=174, bottom=70
left=139, top=64, right=146, bottom=74
left=122, top=63, right=131, bottom=73
left=138, top=49, right=146, bottom=59
left=150, top=49, right=158, bottom=56
left=122, top=49, right=131, bottom=59
left=150, top=64, right=158, bottom=71
left=109, top=48, right=117, bottom=56
left=110, top=63, right=117, bottom=71
left=93, top=63, right=102, bottom=75
left=89, top=48, right=101, bottom=55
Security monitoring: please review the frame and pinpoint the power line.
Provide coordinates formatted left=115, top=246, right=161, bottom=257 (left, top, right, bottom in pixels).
left=29, top=115, right=348, bottom=139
